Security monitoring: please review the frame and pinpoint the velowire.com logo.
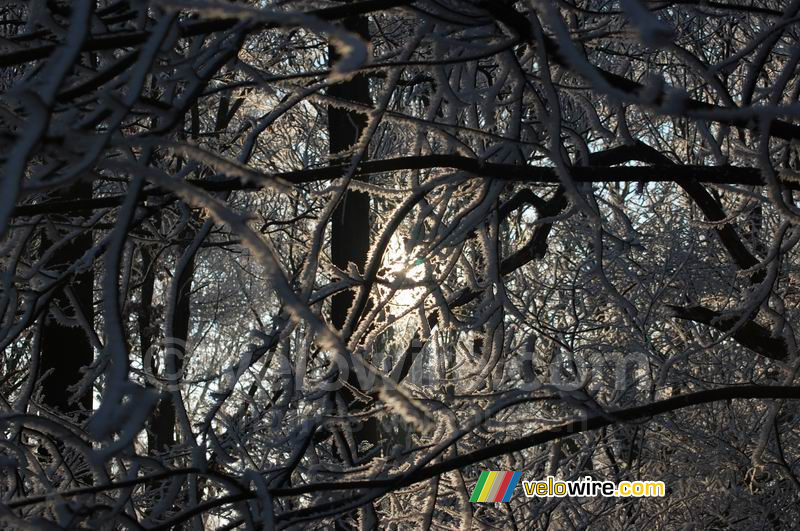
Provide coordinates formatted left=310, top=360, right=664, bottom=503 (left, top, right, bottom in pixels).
left=469, top=471, right=522, bottom=502
left=470, top=472, right=666, bottom=501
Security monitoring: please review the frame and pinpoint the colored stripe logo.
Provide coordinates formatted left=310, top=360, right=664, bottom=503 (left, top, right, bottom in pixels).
left=469, top=471, right=522, bottom=502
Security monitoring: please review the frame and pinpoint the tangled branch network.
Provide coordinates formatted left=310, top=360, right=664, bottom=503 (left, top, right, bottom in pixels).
left=3, top=0, right=800, bottom=528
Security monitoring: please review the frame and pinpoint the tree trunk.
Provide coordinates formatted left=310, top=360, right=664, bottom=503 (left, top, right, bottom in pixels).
left=39, top=182, right=94, bottom=418
left=328, top=14, right=380, bottom=453
left=138, top=244, right=191, bottom=454
left=327, top=13, right=382, bottom=529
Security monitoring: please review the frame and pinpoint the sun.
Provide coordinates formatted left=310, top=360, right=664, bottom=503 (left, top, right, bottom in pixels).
left=382, top=237, right=426, bottom=308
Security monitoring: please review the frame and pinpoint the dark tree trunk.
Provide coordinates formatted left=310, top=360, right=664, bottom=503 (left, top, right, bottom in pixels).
left=327, top=14, right=382, bottom=529
left=138, top=245, right=158, bottom=453
left=139, top=244, right=187, bottom=454
left=39, top=182, right=94, bottom=418
left=328, top=15, right=381, bottom=454
left=328, top=19, right=371, bottom=332
left=153, top=248, right=195, bottom=453
left=143, top=101, right=208, bottom=454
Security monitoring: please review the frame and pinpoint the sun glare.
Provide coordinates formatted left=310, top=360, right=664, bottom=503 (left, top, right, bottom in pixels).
left=383, top=238, right=427, bottom=308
